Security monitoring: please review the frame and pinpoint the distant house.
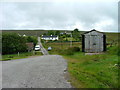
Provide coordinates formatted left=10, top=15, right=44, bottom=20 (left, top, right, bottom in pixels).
left=23, top=34, right=26, bottom=37
left=18, top=34, right=21, bottom=36
left=60, top=32, right=64, bottom=35
left=26, top=42, right=34, bottom=52
left=82, top=29, right=106, bottom=53
left=41, top=35, right=59, bottom=40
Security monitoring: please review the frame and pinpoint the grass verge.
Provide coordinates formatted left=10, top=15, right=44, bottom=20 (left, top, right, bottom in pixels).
left=1, top=51, right=43, bottom=61
left=63, top=52, right=119, bottom=88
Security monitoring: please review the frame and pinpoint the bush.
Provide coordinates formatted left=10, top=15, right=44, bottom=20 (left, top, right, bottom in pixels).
left=60, top=47, right=80, bottom=55
left=41, top=39, right=45, bottom=43
left=72, top=47, right=80, bottom=52
left=67, top=47, right=80, bottom=52
left=26, top=36, right=38, bottom=46
left=3, top=58, right=11, bottom=61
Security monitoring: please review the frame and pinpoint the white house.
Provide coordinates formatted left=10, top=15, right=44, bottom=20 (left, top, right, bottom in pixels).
left=41, top=35, right=59, bottom=40
left=23, top=34, right=26, bottom=37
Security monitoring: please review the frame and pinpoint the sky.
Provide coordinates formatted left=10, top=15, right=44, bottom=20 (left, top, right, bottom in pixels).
left=0, top=0, right=119, bottom=32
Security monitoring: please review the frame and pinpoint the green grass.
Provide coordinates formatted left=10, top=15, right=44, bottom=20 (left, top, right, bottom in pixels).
left=42, top=42, right=81, bottom=55
left=63, top=37, right=76, bottom=41
left=63, top=52, right=119, bottom=88
left=1, top=51, right=42, bottom=61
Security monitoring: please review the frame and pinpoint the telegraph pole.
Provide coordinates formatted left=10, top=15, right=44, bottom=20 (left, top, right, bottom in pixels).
left=70, top=33, right=72, bottom=47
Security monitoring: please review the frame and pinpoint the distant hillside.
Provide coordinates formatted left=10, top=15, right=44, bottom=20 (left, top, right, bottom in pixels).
left=2, top=30, right=119, bottom=44
left=2, top=30, right=73, bottom=36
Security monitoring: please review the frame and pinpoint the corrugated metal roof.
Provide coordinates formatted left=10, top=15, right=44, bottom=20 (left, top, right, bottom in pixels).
left=82, top=29, right=105, bottom=35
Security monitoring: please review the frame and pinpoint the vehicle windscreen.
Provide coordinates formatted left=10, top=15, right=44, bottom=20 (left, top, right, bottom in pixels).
left=35, top=47, right=40, bottom=48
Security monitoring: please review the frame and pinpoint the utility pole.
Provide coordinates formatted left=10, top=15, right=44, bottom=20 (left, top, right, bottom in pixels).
left=70, top=33, right=72, bottom=47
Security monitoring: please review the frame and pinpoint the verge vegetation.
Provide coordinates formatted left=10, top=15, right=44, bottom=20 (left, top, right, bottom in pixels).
left=1, top=32, right=41, bottom=61
left=1, top=51, right=42, bottom=61
left=63, top=45, right=119, bottom=88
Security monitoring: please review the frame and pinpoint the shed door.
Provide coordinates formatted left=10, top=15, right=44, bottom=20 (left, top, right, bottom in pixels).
left=85, top=35, right=102, bottom=52
left=90, top=35, right=99, bottom=52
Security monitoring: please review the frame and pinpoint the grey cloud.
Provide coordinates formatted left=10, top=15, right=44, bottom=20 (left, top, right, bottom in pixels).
left=0, top=1, right=118, bottom=32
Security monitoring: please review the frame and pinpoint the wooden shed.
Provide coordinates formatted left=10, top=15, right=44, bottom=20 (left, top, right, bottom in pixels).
left=82, top=29, right=106, bottom=53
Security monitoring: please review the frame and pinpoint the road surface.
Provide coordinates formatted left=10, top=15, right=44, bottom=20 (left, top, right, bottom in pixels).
left=2, top=55, right=71, bottom=88
left=38, top=37, right=49, bottom=55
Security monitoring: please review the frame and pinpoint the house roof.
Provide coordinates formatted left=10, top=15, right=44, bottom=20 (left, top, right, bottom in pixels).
left=26, top=43, right=34, bottom=48
left=82, top=29, right=105, bottom=35
left=42, top=35, right=58, bottom=38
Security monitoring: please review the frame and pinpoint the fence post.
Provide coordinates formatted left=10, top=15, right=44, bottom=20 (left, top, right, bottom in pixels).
left=18, top=52, right=19, bottom=56
left=33, top=50, right=35, bottom=55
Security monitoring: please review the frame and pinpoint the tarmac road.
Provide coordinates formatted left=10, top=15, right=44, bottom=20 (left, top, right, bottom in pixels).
left=38, top=37, right=49, bottom=55
left=2, top=55, right=72, bottom=88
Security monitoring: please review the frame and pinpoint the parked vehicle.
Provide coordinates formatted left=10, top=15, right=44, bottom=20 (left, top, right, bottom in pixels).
left=48, top=47, right=52, bottom=51
left=35, top=45, right=41, bottom=51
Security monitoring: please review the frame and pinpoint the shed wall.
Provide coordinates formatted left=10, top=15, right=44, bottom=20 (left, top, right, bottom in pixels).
left=83, top=31, right=104, bottom=53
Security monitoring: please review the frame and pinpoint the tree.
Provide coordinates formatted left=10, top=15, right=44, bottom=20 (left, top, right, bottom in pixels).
left=43, top=33, right=47, bottom=35
left=55, top=31, right=60, bottom=36
left=2, top=33, right=27, bottom=54
left=47, top=31, right=54, bottom=35
left=26, top=36, right=38, bottom=46
left=72, top=28, right=81, bottom=41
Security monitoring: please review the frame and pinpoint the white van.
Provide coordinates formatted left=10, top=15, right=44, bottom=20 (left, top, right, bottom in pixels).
left=35, top=45, right=40, bottom=51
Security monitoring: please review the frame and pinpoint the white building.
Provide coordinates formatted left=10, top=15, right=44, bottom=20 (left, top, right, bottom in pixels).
left=41, top=35, right=59, bottom=40
left=23, top=34, right=26, bottom=37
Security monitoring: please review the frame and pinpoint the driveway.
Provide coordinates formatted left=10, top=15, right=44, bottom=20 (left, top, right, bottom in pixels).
left=2, top=55, right=71, bottom=88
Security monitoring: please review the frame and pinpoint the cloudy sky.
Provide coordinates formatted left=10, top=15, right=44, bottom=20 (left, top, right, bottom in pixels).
left=0, top=0, right=118, bottom=32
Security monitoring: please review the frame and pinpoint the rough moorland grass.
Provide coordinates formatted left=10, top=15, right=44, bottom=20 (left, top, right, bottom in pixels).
left=106, top=33, right=119, bottom=43
left=1, top=51, right=42, bottom=61
left=42, top=42, right=81, bottom=55
left=63, top=52, right=119, bottom=88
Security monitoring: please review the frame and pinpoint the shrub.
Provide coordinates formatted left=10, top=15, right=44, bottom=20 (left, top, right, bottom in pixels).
left=26, top=36, right=38, bottom=46
left=72, top=47, right=80, bottom=52
left=3, top=58, right=11, bottom=61
left=41, top=39, right=44, bottom=43
left=67, top=47, right=80, bottom=52
left=60, top=47, right=80, bottom=55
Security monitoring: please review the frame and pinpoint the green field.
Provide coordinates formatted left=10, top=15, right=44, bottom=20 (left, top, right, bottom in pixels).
left=42, top=42, right=81, bottom=54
